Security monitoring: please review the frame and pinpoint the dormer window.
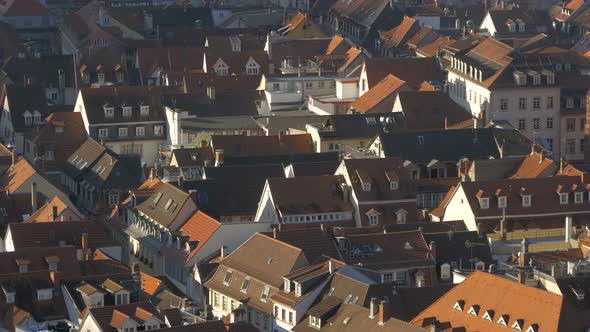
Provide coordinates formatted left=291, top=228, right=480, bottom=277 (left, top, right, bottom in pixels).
left=260, top=285, right=270, bottom=302
left=362, top=182, right=371, bottom=191
left=518, top=22, right=525, bottom=32
left=467, top=305, right=479, bottom=316
left=575, top=192, right=584, bottom=204
left=104, top=105, right=114, bottom=118
left=497, top=315, right=509, bottom=326
left=390, top=181, right=399, bottom=190
left=526, top=324, right=539, bottom=332
left=441, top=263, right=451, bottom=279
left=531, top=72, right=540, bottom=85
left=241, top=277, right=250, bottom=293
left=507, top=22, right=516, bottom=32
left=366, top=210, right=380, bottom=226
left=214, top=59, right=229, bottom=76
left=122, top=106, right=132, bottom=118
left=283, top=278, right=290, bottom=292
left=560, top=193, right=569, bottom=205
left=545, top=72, right=555, bottom=85
left=512, top=319, right=524, bottom=330
left=309, top=316, right=321, bottom=329
left=4, top=289, right=15, bottom=304
left=478, top=197, right=490, bottom=209
left=514, top=71, right=526, bottom=85
left=498, top=196, right=507, bottom=209
left=37, top=288, right=53, bottom=301
left=229, top=35, right=241, bottom=52
left=295, top=283, right=302, bottom=297
left=140, top=105, right=149, bottom=117
left=453, top=300, right=465, bottom=311
left=23, top=111, right=32, bottom=126
left=565, top=63, right=571, bottom=71
left=97, top=72, right=105, bottom=83
left=223, top=270, right=233, bottom=285
left=246, top=58, right=260, bottom=75
left=116, top=71, right=124, bottom=83
left=396, top=209, right=408, bottom=224
left=16, top=259, right=29, bottom=273
left=522, top=195, right=531, bottom=207
left=33, top=111, right=41, bottom=124
left=482, top=310, right=495, bottom=321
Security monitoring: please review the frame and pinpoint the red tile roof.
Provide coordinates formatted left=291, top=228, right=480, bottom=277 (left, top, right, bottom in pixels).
left=352, top=74, right=408, bottom=113
left=412, top=271, right=562, bottom=332
left=180, top=211, right=221, bottom=263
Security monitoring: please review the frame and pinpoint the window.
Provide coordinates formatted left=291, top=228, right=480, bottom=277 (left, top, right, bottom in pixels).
left=479, top=197, right=490, bottom=209
left=518, top=119, right=526, bottom=130
left=241, top=278, right=250, bottom=293
left=119, top=128, right=128, bottom=137
left=99, top=128, right=108, bottom=138
left=153, top=125, right=163, bottom=136
left=246, top=61, right=259, bottom=75
left=45, top=150, right=54, bottom=160
left=547, top=138, right=553, bottom=150
left=546, top=96, right=554, bottom=109
left=289, top=311, right=293, bottom=324
left=122, top=106, right=132, bottom=117
left=567, top=119, right=576, bottom=132
left=305, top=82, right=313, bottom=89
left=522, top=195, right=531, bottom=207
left=498, top=196, right=507, bottom=208
left=567, top=139, right=576, bottom=154
left=368, top=214, right=378, bottom=226
left=575, top=192, right=584, bottom=204
left=390, top=181, right=398, bottom=190
left=115, top=293, right=128, bottom=305
left=581, top=119, right=586, bottom=131
left=24, top=113, right=32, bottom=126
left=567, top=97, right=574, bottom=108
left=136, top=127, right=145, bottom=136
left=104, top=106, right=114, bottom=118
left=116, top=71, right=124, bottom=83
left=533, top=118, right=540, bottom=129
left=318, top=81, right=325, bottom=88
left=533, top=97, right=540, bottom=109
left=140, top=105, right=149, bottom=116
left=546, top=117, right=553, bottom=129
left=222, top=296, right=227, bottom=310
left=215, top=63, right=229, bottom=76
left=500, top=98, right=508, bottom=111
left=260, top=286, right=270, bottom=302
left=441, top=263, right=451, bottom=279
left=560, top=193, right=569, bottom=205
left=532, top=74, right=540, bottom=85
left=518, top=97, right=527, bottom=110
left=273, top=83, right=280, bottom=91
left=223, top=270, right=233, bottom=285
left=108, top=194, right=119, bottom=206
left=362, top=182, right=371, bottom=191
left=97, top=72, right=105, bottom=83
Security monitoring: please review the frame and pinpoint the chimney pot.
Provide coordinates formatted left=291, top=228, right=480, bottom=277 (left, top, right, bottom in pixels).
left=81, top=231, right=89, bottom=261
left=378, top=300, right=389, bottom=325
left=328, top=260, right=334, bottom=274
left=220, top=245, right=226, bottom=259
left=369, top=298, right=378, bottom=318
left=215, top=149, right=224, bottom=167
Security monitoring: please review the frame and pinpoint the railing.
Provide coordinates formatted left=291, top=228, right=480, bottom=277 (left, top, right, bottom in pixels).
left=489, top=228, right=565, bottom=241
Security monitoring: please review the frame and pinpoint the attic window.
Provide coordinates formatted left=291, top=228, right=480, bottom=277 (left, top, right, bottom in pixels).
left=512, top=319, right=524, bottom=331
left=522, top=194, right=531, bottom=207
left=559, top=193, right=569, bottom=205
left=390, top=180, right=399, bottom=190
left=498, top=196, right=507, bottom=209
left=403, top=242, right=414, bottom=250
left=518, top=22, right=525, bottom=32
left=497, top=315, right=509, bottom=326
left=478, top=197, right=490, bottom=209
left=164, top=199, right=173, bottom=211
left=467, top=305, right=479, bottom=316
left=514, top=71, right=526, bottom=86
left=575, top=192, right=584, bottom=204
left=223, top=270, right=233, bottom=285
left=140, top=105, right=149, bottom=117
left=104, top=105, right=114, bottom=118
left=453, top=300, right=465, bottom=311
left=240, top=277, right=250, bottom=293
left=260, top=286, right=270, bottom=302
left=122, top=106, right=132, bottom=118
left=24, top=111, right=32, bottom=126
left=441, top=263, right=451, bottom=279
left=417, top=136, right=424, bottom=145
left=362, top=182, right=371, bottom=192
left=526, top=324, right=539, bottom=332
left=482, top=310, right=495, bottom=321
left=396, top=209, right=407, bottom=224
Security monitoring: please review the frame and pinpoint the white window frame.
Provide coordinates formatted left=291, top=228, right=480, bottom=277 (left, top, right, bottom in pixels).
left=575, top=192, right=584, bottom=204
left=498, top=196, right=507, bottom=208
left=559, top=193, right=569, bottom=205
left=119, top=128, right=128, bottom=137
left=98, top=128, right=109, bottom=138
left=136, top=127, right=145, bottom=137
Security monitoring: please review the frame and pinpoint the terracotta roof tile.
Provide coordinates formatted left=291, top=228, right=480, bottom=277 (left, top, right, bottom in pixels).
left=411, top=271, right=562, bottom=331
left=180, top=211, right=221, bottom=263
left=510, top=152, right=558, bottom=179
left=1, top=158, right=37, bottom=193
left=380, top=16, right=421, bottom=48
left=140, top=272, right=163, bottom=296
left=352, top=74, right=408, bottom=113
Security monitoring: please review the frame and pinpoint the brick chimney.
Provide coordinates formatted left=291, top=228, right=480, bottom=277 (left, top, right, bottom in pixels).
left=215, top=149, right=224, bottom=167
left=81, top=230, right=89, bottom=261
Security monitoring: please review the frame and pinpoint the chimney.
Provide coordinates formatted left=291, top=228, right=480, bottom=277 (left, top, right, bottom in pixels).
left=499, top=144, right=504, bottom=159
left=149, top=167, right=155, bottom=180
left=565, top=215, right=573, bottom=242
left=31, top=182, right=38, bottom=212
left=273, top=226, right=277, bottom=239
left=530, top=143, right=536, bottom=155
left=378, top=300, right=389, bottom=325
left=207, top=86, right=216, bottom=100
left=539, top=150, right=545, bottom=163
left=429, top=241, right=436, bottom=261
left=220, top=245, right=226, bottom=259
left=519, top=238, right=528, bottom=267
left=500, top=210, right=507, bottom=240
left=52, top=206, right=58, bottom=221
left=215, top=149, right=224, bottom=167
left=81, top=230, right=89, bottom=261
left=369, top=298, right=378, bottom=318
left=328, top=260, right=334, bottom=274
left=11, top=149, right=15, bottom=167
